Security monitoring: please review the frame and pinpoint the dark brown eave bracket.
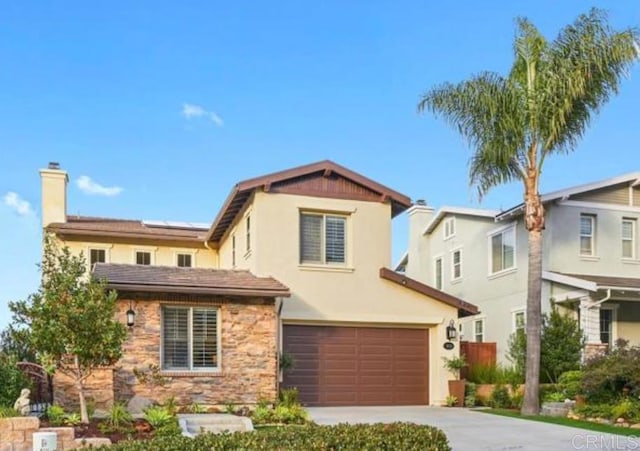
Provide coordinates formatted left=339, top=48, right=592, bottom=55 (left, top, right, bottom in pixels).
left=379, top=267, right=479, bottom=317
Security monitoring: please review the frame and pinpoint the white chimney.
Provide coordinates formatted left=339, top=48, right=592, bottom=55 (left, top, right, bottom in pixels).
left=39, top=162, right=68, bottom=228
left=405, top=199, right=434, bottom=279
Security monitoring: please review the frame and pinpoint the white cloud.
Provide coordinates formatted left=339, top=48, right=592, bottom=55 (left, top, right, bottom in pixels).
left=181, top=103, right=224, bottom=127
left=76, top=176, right=123, bottom=196
left=3, top=192, right=33, bottom=217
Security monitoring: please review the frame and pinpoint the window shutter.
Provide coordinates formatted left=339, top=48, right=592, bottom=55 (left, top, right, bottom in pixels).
left=162, top=307, right=189, bottom=369
left=325, top=216, right=346, bottom=263
left=300, top=214, right=322, bottom=263
left=192, top=308, right=218, bottom=369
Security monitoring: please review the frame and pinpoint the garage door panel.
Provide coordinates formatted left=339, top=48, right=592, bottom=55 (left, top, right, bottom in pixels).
left=283, top=325, right=429, bottom=406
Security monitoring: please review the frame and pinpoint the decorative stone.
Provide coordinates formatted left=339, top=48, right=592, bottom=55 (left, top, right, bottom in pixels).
left=127, top=395, right=155, bottom=415
left=630, top=423, right=640, bottom=429
left=617, top=417, right=626, bottom=424
left=13, top=388, right=31, bottom=416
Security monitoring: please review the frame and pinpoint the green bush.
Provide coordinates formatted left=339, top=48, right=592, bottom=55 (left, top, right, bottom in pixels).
left=144, top=405, right=174, bottom=429
left=464, top=382, right=477, bottom=407
left=539, top=384, right=559, bottom=404
left=0, top=354, right=31, bottom=408
left=543, top=392, right=566, bottom=402
left=466, top=363, right=524, bottom=385
left=558, top=370, right=583, bottom=399
left=105, top=402, right=133, bottom=430
left=582, top=339, right=640, bottom=403
left=46, top=404, right=66, bottom=426
left=0, top=406, right=19, bottom=418
left=64, top=412, right=82, bottom=426
left=574, top=403, right=613, bottom=419
left=610, top=398, right=640, bottom=421
left=278, top=388, right=300, bottom=407
left=98, top=423, right=451, bottom=451
left=489, top=384, right=512, bottom=409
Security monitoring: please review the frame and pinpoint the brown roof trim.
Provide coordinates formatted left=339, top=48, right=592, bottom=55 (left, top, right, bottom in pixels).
left=105, top=282, right=290, bottom=298
left=379, top=267, right=479, bottom=317
left=205, top=160, right=412, bottom=243
left=48, top=227, right=204, bottom=243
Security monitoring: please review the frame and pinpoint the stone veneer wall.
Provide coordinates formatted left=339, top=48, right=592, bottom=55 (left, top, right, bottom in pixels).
left=113, top=293, right=278, bottom=407
left=53, top=368, right=115, bottom=412
left=0, top=417, right=110, bottom=450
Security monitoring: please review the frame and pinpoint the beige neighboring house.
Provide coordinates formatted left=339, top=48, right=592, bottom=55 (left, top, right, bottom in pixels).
left=401, top=173, right=640, bottom=363
left=40, top=160, right=477, bottom=410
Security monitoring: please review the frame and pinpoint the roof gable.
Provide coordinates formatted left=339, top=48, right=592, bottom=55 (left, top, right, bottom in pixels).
left=206, top=160, right=412, bottom=244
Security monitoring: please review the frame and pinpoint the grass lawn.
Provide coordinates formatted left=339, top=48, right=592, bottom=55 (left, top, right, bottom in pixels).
left=479, top=409, right=639, bottom=437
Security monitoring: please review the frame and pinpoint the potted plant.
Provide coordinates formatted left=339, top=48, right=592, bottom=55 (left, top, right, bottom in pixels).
left=443, top=354, right=466, bottom=407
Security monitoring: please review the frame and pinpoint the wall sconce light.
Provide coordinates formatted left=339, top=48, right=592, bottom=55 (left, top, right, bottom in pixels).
left=446, top=319, right=457, bottom=341
left=126, top=301, right=136, bottom=328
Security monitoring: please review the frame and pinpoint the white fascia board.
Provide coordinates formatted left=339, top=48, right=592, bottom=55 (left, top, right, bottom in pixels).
left=543, top=271, right=597, bottom=292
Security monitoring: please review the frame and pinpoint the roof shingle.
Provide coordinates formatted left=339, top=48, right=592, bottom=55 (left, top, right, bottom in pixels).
left=93, top=263, right=290, bottom=298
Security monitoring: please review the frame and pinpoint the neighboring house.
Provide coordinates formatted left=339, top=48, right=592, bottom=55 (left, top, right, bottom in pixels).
left=403, top=173, right=640, bottom=363
left=40, top=161, right=478, bottom=409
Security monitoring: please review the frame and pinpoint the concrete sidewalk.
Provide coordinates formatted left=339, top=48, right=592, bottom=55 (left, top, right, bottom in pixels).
left=307, top=406, right=639, bottom=450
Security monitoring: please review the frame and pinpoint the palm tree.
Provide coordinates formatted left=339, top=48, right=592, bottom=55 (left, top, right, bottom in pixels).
left=418, top=9, right=638, bottom=414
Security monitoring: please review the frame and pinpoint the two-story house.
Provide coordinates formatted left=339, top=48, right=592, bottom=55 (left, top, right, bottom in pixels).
left=402, top=173, right=640, bottom=363
left=40, top=160, right=477, bottom=410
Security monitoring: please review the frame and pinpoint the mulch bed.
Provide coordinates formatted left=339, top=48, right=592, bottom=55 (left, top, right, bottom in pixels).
left=40, top=418, right=154, bottom=444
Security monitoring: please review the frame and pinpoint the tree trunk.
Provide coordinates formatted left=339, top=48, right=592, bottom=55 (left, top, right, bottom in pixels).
left=521, top=179, right=544, bottom=415
left=74, top=355, right=89, bottom=424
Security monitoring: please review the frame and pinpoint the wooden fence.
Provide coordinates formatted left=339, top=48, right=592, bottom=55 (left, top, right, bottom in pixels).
left=459, top=341, right=496, bottom=380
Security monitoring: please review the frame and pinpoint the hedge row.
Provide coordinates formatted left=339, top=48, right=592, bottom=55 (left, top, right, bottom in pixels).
left=95, top=423, right=451, bottom=451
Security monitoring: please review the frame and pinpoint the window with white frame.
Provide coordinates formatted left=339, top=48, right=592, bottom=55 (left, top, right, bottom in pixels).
left=434, top=257, right=443, bottom=290
left=177, top=253, right=193, bottom=268
left=300, top=212, right=346, bottom=265
left=600, top=308, right=613, bottom=346
left=232, top=234, right=236, bottom=267
left=474, top=319, right=484, bottom=342
left=451, top=249, right=462, bottom=281
left=622, top=218, right=636, bottom=259
left=135, top=251, right=151, bottom=265
left=580, top=214, right=596, bottom=256
left=444, top=217, right=455, bottom=240
left=89, top=248, right=106, bottom=266
left=246, top=215, right=251, bottom=253
left=490, top=226, right=515, bottom=274
left=513, top=310, right=526, bottom=332
left=162, top=306, right=219, bottom=371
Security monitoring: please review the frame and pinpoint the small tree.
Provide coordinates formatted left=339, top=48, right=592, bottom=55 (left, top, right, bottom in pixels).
left=9, top=235, right=127, bottom=423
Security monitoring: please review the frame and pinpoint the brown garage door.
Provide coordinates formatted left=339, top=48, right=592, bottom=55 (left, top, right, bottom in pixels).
left=282, top=325, right=429, bottom=406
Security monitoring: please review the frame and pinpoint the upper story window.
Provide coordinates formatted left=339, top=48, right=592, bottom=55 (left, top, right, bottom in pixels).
left=434, top=257, right=443, bottom=290
left=451, top=249, right=462, bottom=281
left=177, top=253, right=193, bottom=268
left=246, top=215, right=251, bottom=253
left=444, top=217, right=455, bottom=240
left=135, top=251, right=151, bottom=265
left=622, top=218, right=636, bottom=259
left=300, top=212, right=346, bottom=265
left=580, top=214, right=596, bottom=256
left=232, top=234, right=236, bottom=267
left=89, top=248, right=106, bottom=266
left=162, top=306, right=219, bottom=371
left=474, top=319, right=484, bottom=343
left=490, top=226, right=515, bottom=274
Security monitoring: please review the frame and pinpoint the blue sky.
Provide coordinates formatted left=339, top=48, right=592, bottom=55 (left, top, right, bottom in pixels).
left=1, top=1, right=639, bottom=330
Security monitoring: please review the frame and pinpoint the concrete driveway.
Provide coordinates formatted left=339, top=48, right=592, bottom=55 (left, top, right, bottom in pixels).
left=307, top=406, right=639, bottom=450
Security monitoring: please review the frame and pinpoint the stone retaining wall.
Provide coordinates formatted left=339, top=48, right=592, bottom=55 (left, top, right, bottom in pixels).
left=0, top=417, right=110, bottom=450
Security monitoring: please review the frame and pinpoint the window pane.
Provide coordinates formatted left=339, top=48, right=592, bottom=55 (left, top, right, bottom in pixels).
left=503, top=229, right=515, bottom=269
left=622, top=221, right=634, bottom=239
left=491, top=234, right=503, bottom=273
left=580, top=237, right=592, bottom=255
left=162, top=307, right=189, bottom=369
left=600, top=309, right=612, bottom=345
left=325, top=216, right=346, bottom=263
left=623, top=241, right=633, bottom=259
left=177, top=254, right=192, bottom=268
left=192, top=308, right=218, bottom=369
left=435, top=258, right=442, bottom=290
left=300, top=214, right=322, bottom=263
left=580, top=216, right=592, bottom=235
left=90, top=249, right=105, bottom=265
left=136, top=252, right=151, bottom=265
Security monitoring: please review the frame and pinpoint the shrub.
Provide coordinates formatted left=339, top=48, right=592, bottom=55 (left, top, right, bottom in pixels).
left=582, top=339, right=640, bottom=403
left=543, top=392, right=566, bottom=402
left=610, top=398, right=640, bottom=421
left=251, top=405, right=275, bottom=424
left=464, top=382, right=477, bottom=407
left=64, top=412, right=82, bottom=426
left=46, top=405, right=66, bottom=426
left=0, top=406, right=19, bottom=418
left=466, top=363, right=524, bottom=385
left=558, top=370, right=583, bottom=400
left=101, top=423, right=451, bottom=451
left=106, top=402, right=133, bottom=430
left=445, top=395, right=457, bottom=407
left=489, top=384, right=511, bottom=409
left=0, top=354, right=31, bottom=408
left=278, top=388, right=300, bottom=408
left=144, top=405, right=174, bottom=429
left=273, top=404, right=308, bottom=424
left=574, top=403, right=614, bottom=420
left=187, top=402, right=207, bottom=414
left=161, top=396, right=178, bottom=416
